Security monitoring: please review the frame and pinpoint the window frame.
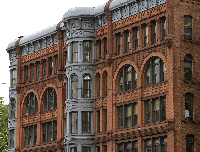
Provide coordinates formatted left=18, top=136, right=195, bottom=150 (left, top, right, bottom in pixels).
left=43, top=87, right=57, bottom=111
left=145, top=136, right=167, bottom=152
left=117, top=141, right=138, bottom=152
left=36, top=61, right=40, bottom=80
left=42, top=59, right=46, bottom=78
left=25, top=93, right=38, bottom=116
left=125, top=30, right=130, bottom=53
left=184, top=15, right=192, bottom=40
left=117, top=33, right=122, bottom=55
left=143, top=24, right=148, bottom=47
left=10, top=98, right=16, bottom=118
left=152, top=21, right=157, bottom=44
left=71, top=111, right=78, bottom=134
left=9, top=129, right=15, bottom=149
left=82, top=111, right=91, bottom=133
left=72, top=42, right=79, bottom=63
left=24, top=125, right=37, bottom=147
left=83, top=41, right=92, bottom=63
left=71, top=74, right=78, bottom=99
left=11, top=69, right=17, bottom=88
left=43, top=121, right=57, bottom=143
left=83, top=74, right=92, bottom=98
left=184, top=54, right=193, bottom=81
left=185, top=93, right=193, bottom=120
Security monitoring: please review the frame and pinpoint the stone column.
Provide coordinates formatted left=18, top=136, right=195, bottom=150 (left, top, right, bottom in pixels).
left=138, top=25, right=143, bottom=48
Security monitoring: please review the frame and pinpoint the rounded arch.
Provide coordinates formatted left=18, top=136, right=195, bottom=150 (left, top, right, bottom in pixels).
left=113, top=60, right=139, bottom=94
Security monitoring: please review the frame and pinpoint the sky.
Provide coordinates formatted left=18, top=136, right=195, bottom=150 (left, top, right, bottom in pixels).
left=0, top=0, right=109, bottom=105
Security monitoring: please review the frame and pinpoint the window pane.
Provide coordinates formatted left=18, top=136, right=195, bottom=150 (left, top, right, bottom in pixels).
left=82, top=112, right=91, bottom=133
left=82, top=147, right=91, bottom=152
left=146, top=100, right=151, bottom=124
left=71, top=112, right=78, bottom=134
left=145, top=139, right=152, bottom=152
left=118, top=106, right=124, bottom=129
left=71, top=147, right=77, bottom=152
left=71, top=75, right=78, bottom=99
left=72, top=42, right=78, bottom=63
left=153, top=99, right=159, bottom=123
left=126, top=105, right=131, bottom=128
left=83, top=41, right=92, bottom=62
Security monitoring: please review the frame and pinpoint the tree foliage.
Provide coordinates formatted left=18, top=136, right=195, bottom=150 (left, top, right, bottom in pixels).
left=0, top=99, right=9, bottom=152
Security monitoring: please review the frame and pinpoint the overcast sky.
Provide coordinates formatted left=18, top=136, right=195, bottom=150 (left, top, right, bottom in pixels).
left=0, top=0, right=108, bottom=104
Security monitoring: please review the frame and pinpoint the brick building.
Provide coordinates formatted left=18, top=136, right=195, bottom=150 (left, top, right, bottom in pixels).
left=6, top=0, right=200, bottom=152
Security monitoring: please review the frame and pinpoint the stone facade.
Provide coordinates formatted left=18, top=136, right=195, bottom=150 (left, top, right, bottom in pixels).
left=6, top=0, right=200, bottom=151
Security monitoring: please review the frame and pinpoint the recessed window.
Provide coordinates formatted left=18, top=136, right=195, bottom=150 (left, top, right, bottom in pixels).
left=82, top=147, right=91, bottom=152
left=82, top=111, right=91, bottom=133
left=43, top=88, right=57, bottom=111
left=145, top=96, right=166, bottom=124
left=11, top=69, right=17, bottom=88
left=97, top=146, right=100, bottom=152
left=152, top=21, right=157, bottom=44
left=118, top=103, right=137, bottom=129
left=97, top=74, right=100, bottom=97
left=184, top=16, right=192, bottom=40
left=24, top=125, right=37, bottom=147
left=104, top=109, right=107, bottom=132
left=134, top=27, right=139, bottom=50
left=162, top=17, right=166, bottom=41
left=97, top=110, right=100, bottom=133
left=145, top=57, right=166, bottom=86
left=25, top=66, right=28, bottom=84
left=71, top=112, right=78, bottom=134
left=25, top=93, right=38, bottom=116
left=70, top=147, right=77, bottom=152
left=185, top=93, right=193, bottom=120
left=83, top=41, right=92, bottom=62
left=145, top=136, right=167, bottom=152
left=49, top=57, right=53, bottom=75
left=55, top=55, right=58, bottom=74
left=104, top=145, right=107, bottom=152
left=125, top=30, right=130, bottom=53
left=83, top=74, right=91, bottom=98
left=36, top=62, right=40, bottom=80
left=184, top=54, right=192, bottom=81
left=43, top=121, right=57, bottom=143
left=104, top=38, right=107, bottom=57
left=31, top=64, right=34, bottom=82
left=72, top=42, right=78, bottom=63
left=10, top=98, right=16, bottom=118
left=9, top=130, right=15, bottom=149
left=118, top=141, right=138, bottom=152
left=117, top=33, right=122, bottom=55
left=103, top=72, right=107, bottom=96
left=71, top=75, right=78, bottom=99
left=186, top=135, right=194, bottom=152
left=97, top=40, right=101, bottom=61
left=43, top=60, right=46, bottom=78
left=143, top=24, right=148, bottom=47
left=118, top=65, right=137, bottom=92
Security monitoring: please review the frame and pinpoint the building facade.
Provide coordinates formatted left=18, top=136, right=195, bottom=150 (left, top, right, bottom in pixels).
left=6, top=0, right=200, bottom=151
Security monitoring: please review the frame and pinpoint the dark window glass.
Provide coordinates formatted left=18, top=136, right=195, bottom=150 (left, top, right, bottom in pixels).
left=97, top=74, right=100, bottom=97
left=118, top=103, right=137, bottom=129
left=36, top=62, right=40, bottom=80
left=24, top=125, right=37, bottom=147
left=97, top=110, right=100, bottom=133
left=104, top=145, right=107, bottom=152
left=31, top=64, right=34, bottom=82
left=145, top=136, right=167, bottom=152
left=143, top=24, right=148, bottom=47
left=43, top=121, right=57, bottom=143
left=72, top=42, right=78, bottom=63
left=49, top=57, right=53, bottom=75
left=135, top=27, right=139, bottom=50
left=145, top=57, right=166, bottom=86
left=11, top=69, right=17, bottom=87
left=25, top=66, right=28, bottom=84
left=43, top=88, right=57, bottom=111
left=43, top=60, right=46, bottom=78
left=162, top=17, right=166, bottom=41
left=117, top=33, right=122, bottom=55
left=184, top=16, right=192, bottom=40
left=126, top=30, right=130, bottom=53
left=185, top=93, right=193, bottom=120
left=186, top=135, right=194, bottom=152
left=71, top=112, right=78, bottom=134
left=83, top=41, right=92, bottom=62
left=25, top=93, right=38, bottom=116
left=82, top=112, right=91, bottom=133
left=71, top=75, right=78, bottom=99
left=184, top=54, right=192, bottom=81
left=82, top=147, right=91, bottom=152
left=117, top=141, right=138, bottom=152
left=118, top=66, right=137, bottom=92
left=97, top=40, right=101, bottom=61
left=97, top=146, right=100, bottom=152
left=145, top=96, right=166, bottom=124
left=104, top=72, right=107, bottom=96
left=70, top=147, right=77, bottom=152
left=83, top=74, right=91, bottom=98
left=152, top=21, right=157, bottom=44
left=104, top=109, right=107, bottom=132
left=55, top=55, right=58, bottom=74
left=104, top=38, right=107, bottom=57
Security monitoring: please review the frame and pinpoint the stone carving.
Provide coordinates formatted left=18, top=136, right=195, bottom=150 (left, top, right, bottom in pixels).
left=35, top=41, right=40, bottom=51
left=54, top=34, right=59, bottom=44
left=148, top=0, right=157, bottom=9
left=47, top=36, right=53, bottom=47
left=71, top=22, right=78, bottom=29
left=66, top=65, right=95, bottom=73
left=122, top=6, right=129, bottom=19
left=42, top=38, right=46, bottom=49
left=112, top=9, right=121, bottom=22
left=83, top=22, right=93, bottom=28
left=29, top=43, right=34, bottom=54
left=102, top=15, right=107, bottom=26
left=139, top=0, right=148, bottom=12
left=23, top=46, right=28, bottom=56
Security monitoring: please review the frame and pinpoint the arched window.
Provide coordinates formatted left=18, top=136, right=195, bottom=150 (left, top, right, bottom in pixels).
left=25, top=93, right=38, bottom=116
left=83, top=74, right=91, bottom=98
left=118, top=65, right=137, bottom=92
left=71, top=75, right=78, bottom=99
left=43, top=88, right=57, bottom=111
left=145, top=57, right=166, bottom=86
left=184, top=54, right=192, bottom=81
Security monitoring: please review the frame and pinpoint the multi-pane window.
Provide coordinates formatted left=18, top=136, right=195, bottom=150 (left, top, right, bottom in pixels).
left=162, top=17, right=166, bottom=41
left=71, top=112, right=78, bottom=134
left=82, top=111, right=91, bottom=133
left=72, top=42, right=78, bottom=63
left=184, top=16, right=192, bottom=40
left=25, top=66, right=28, bottom=84
left=97, top=40, right=101, bottom=61
left=152, top=21, right=157, bottom=44
left=97, top=74, right=100, bottom=97
left=9, top=130, right=15, bottom=149
left=83, top=74, right=91, bottom=98
left=143, top=24, right=148, bottom=47
left=24, top=125, right=37, bottom=147
left=185, top=93, right=193, bottom=120
left=134, top=27, right=139, bottom=50
left=49, top=57, right=53, bottom=75
left=126, top=30, right=130, bottom=53
left=145, top=57, right=166, bottom=86
left=145, top=136, right=167, bottom=152
left=145, top=96, right=166, bottom=124
left=118, top=103, right=137, bottom=129
left=184, top=54, right=192, bottom=81
left=43, top=60, right=46, bottom=78
left=70, top=147, right=77, bottom=152
left=31, top=64, right=34, bottom=82
left=55, top=55, right=58, bottom=74
left=117, top=33, right=122, bottom=55
left=36, top=62, right=40, bottom=80
left=104, top=109, right=107, bottom=132
left=83, top=41, right=92, bottom=62
left=82, top=147, right=91, bottom=152
left=43, top=121, right=57, bottom=143
left=43, top=88, right=57, bottom=111
left=103, top=72, right=107, bottom=96
left=25, top=93, right=38, bottom=116
left=104, top=38, right=107, bottom=57
left=11, top=69, right=17, bottom=87
left=118, top=65, right=137, bottom=92
left=71, top=75, right=78, bottom=99
left=10, top=98, right=16, bottom=118
left=118, top=141, right=138, bottom=152
left=97, top=110, right=100, bottom=133
left=186, top=135, right=194, bottom=152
